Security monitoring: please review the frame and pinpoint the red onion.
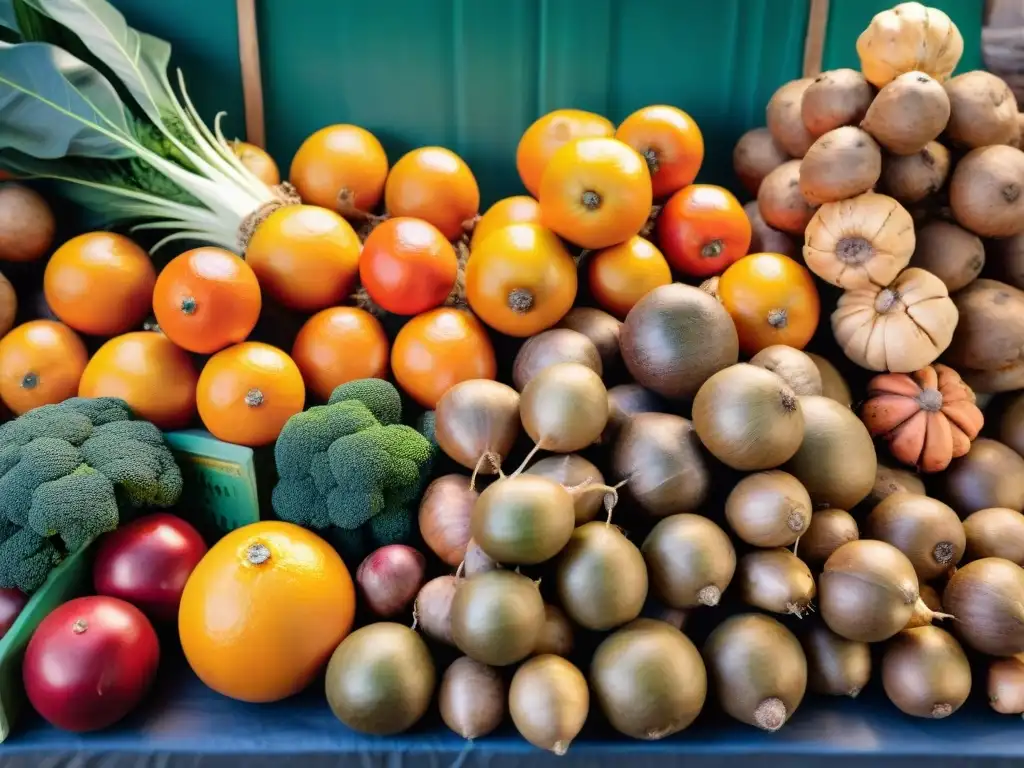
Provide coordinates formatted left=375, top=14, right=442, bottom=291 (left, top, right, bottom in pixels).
left=0, top=587, right=27, bottom=640
left=356, top=545, right=426, bottom=617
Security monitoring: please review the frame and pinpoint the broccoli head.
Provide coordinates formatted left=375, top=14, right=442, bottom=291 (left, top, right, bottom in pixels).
left=0, top=524, right=63, bottom=594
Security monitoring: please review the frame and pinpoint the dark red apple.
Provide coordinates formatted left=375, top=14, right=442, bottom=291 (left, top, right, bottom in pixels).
left=23, top=596, right=160, bottom=732
left=0, top=587, right=27, bottom=640
left=93, top=513, right=207, bottom=622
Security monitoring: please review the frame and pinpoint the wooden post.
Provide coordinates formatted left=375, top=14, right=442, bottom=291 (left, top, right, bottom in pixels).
left=803, top=0, right=831, bottom=78
left=235, top=0, right=266, bottom=147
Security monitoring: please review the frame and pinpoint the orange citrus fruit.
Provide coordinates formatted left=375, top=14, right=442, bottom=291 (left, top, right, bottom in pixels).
left=0, top=320, right=88, bottom=415
left=516, top=109, right=615, bottom=197
left=291, top=307, right=389, bottom=402
left=615, top=105, right=705, bottom=198
left=470, top=196, right=543, bottom=250
left=588, top=236, right=673, bottom=318
left=289, top=125, right=389, bottom=214
left=384, top=147, right=479, bottom=240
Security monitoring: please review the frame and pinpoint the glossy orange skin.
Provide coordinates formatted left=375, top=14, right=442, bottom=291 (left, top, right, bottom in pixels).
left=246, top=205, right=362, bottom=313
left=615, top=105, right=705, bottom=199
left=539, top=137, right=653, bottom=250
left=44, top=232, right=156, bottom=337
left=391, top=308, right=496, bottom=409
left=291, top=307, right=389, bottom=402
left=152, top=247, right=262, bottom=354
left=233, top=141, right=281, bottom=186
left=588, top=236, right=672, bottom=319
left=718, top=252, right=821, bottom=355
left=359, top=217, right=458, bottom=315
left=657, top=184, right=751, bottom=278
left=289, top=125, right=388, bottom=213
left=516, top=109, right=615, bottom=198
left=465, top=223, right=578, bottom=337
left=197, top=342, right=305, bottom=447
left=384, top=147, right=480, bottom=240
left=0, top=320, right=87, bottom=414
left=470, top=196, right=542, bottom=250
left=179, top=520, right=355, bottom=703
left=79, top=332, right=198, bottom=429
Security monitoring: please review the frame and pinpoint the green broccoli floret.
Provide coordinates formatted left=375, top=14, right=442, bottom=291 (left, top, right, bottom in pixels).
left=328, top=378, right=402, bottom=426
left=0, top=437, right=84, bottom=526
left=367, top=506, right=415, bottom=548
left=79, top=419, right=183, bottom=507
left=28, top=466, right=119, bottom=551
left=0, top=526, right=62, bottom=594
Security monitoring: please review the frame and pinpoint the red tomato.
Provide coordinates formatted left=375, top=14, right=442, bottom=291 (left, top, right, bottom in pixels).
left=656, top=184, right=751, bottom=278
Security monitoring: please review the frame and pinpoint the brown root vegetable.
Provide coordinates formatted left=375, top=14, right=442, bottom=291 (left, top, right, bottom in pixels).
left=803, top=192, right=914, bottom=289
left=734, top=128, right=790, bottom=195
left=819, top=539, right=921, bottom=642
left=434, top=380, right=520, bottom=475
left=642, top=513, right=736, bottom=609
left=1001, top=392, right=1024, bottom=458
left=725, top=470, right=812, bottom=548
left=692, top=364, right=805, bottom=471
left=866, top=493, right=965, bottom=580
left=0, top=269, right=15, bottom=338
left=867, top=464, right=926, bottom=507
left=908, top=220, right=984, bottom=293
left=945, top=279, right=1024, bottom=373
left=801, top=68, right=875, bottom=136
left=963, top=507, right=1024, bottom=565
left=861, top=72, right=950, bottom=155
left=600, top=383, right=667, bottom=444
left=620, top=283, right=739, bottom=400
left=749, top=345, right=823, bottom=396
left=415, top=575, right=457, bottom=645
left=703, top=613, right=807, bottom=732
left=785, top=396, right=877, bottom=510
left=0, top=183, right=55, bottom=263
left=556, top=521, right=648, bottom=631
left=757, top=160, right=818, bottom=235
left=419, top=475, right=476, bottom=566
left=520, top=362, right=608, bottom=453
left=942, top=438, right=1024, bottom=517
left=590, top=619, right=707, bottom=740
left=882, top=626, right=971, bottom=718
left=963, top=363, right=1024, bottom=395
left=450, top=569, right=545, bottom=666
left=802, top=621, right=871, bottom=697
left=799, top=127, right=882, bottom=204
left=512, top=328, right=602, bottom=391
left=654, top=607, right=689, bottom=631
left=807, top=353, right=853, bottom=407
left=472, top=474, right=576, bottom=565
left=767, top=78, right=816, bottom=158
left=986, top=233, right=1024, bottom=291
left=950, top=145, right=1024, bottom=238
left=509, top=655, right=589, bottom=755
left=737, top=548, right=816, bottom=617
left=920, top=583, right=943, bottom=613
left=534, top=604, right=574, bottom=657
left=463, top=537, right=498, bottom=577
left=856, top=3, right=963, bottom=87
left=743, top=201, right=799, bottom=259
left=801, top=508, right=859, bottom=567
left=945, top=71, right=1020, bottom=149
left=989, top=656, right=1024, bottom=715
left=944, top=557, right=1024, bottom=655
left=880, top=141, right=951, bottom=204
left=555, top=307, right=622, bottom=371
left=613, top=413, right=710, bottom=517
left=525, top=454, right=605, bottom=525
left=439, top=656, right=505, bottom=740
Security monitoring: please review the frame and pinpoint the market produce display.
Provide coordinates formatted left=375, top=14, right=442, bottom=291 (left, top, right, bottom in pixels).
left=2, top=0, right=1024, bottom=756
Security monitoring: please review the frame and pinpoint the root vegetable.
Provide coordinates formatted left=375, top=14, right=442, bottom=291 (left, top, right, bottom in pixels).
left=945, top=71, right=1019, bottom=148
left=519, top=362, right=608, bottom=455
left=882, top=626, right=971, bottom=718
left=856, top=3, right=963, bottom=87
left=419, top=475, right=476, bottom=566
left=861, top=72, right=950, bottom=155
left=737, top=548, right=816, bottom=617
left=356, top=545, right=426, bottom=618
left=450, top=569, right=544, bottom=666
left=767, top=79, right=816, bottom=157
left=880, top=141, right=950, bottom=205
left=525, top=454, right=605, bottom=525
left=802, top=622, right=871, bottom=697
left=757, top=160, right=818, bottom=235
left=986, top=233, right=1024, bottom=290
left=0, top=183, right=56, bottom=263
left=801, top=508, right=859, bottom=567
left=534, top=604, right=574, bottom=657
left=943, top=557, right=1024, bottom=655
left=963, top=508, right=1024, bottom=565
left=439, top=656, right=505, bottom=739
left=472, top=474, right=576, bottom=565
left=512, top=329, right=602, bottom=391
left=808, top=353, right=853, bottom=407
left=434, top=380, right=520, bottom=477
left=743, top=201, right=799, bottom=259
left=600, top=383, right=667, bottom=444
left=942, top=438, right=1024, bottom=516
left=950, top=146, right=1024, bottom=238
left=799, top=127, right=882, bottom=204
left=734, top=128, right=790, bottom=195
left=509, top=655, right=589, bottom=755
left=907, top=220, right=983, bottom=293
left=414, top=575, right=457, bottom=645
left=725, top=470, right=812, bottom=548
left=1001, top=392, right=1024, bottom=459
left=963, top=363, right=1024, bottom=395
left=0, top=269, right=15, bottom=338
left=555, top=307, right=622, bottom=370
left=749, top=345, right=823, bottom=396
left=989, top=656, right=1024, bottom=715
left=801, top=68, right=874, bottom=136
left=868, top=464, right=926, bottom=507
left=642, top=513, right=736, bottom=609
left=463, top=538, right=497, bottom=577
left=945, top=279, right=1024, bottom=373
left=866, top=493, right=965, bottom=580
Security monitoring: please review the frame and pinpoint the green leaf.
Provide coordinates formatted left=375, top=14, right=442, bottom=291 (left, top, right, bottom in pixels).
left=21, top=0, right=175, bottom=126
left=0, top=40, right=133, bottom=159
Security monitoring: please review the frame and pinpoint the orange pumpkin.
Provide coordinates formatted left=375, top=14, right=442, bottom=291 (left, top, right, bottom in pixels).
left=539, top=137, right=653, bottom=250
left=291, top=307, right=389, bottom=402
left=615, top=105, right=705, bottom=199
left=516, top=109, right=615, bottom=198
left=588, top=236, right=672, bottom=319
left=718, top=252, right=821, bottom=355
left=197, top=342, right=305, bottom=447
left=391, top=308, right=496, bottom=409
left=470, top=196, right=542, bottom=250
left=289, top=125, right=389, bottom=214
left=465, top=223, right=577, bottom=337
left=179, top=520, right=355, bottom=703
left=44, top=232, right=156, bottom=337
left=232, top=141, right=281, bottom=186
left=657, top=184, right=751, bottom=278
left=79, top=331, right=198, bottom=429
left=245, top=205, right=361, bottom=313
left=384, top=147, right=479, bottom=240
left=152, top=247, right=262, bottom=354
left=0, top=320, right=88, bottom=415
left=862, top=364, right=984, bottom=473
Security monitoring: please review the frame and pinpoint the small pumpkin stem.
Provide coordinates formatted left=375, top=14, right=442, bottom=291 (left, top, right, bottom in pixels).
left=1003, top=183, right=1021, bottom=204
left=767, top=308, right=788, bottom=329
left=933, top=541, right=955, bottom=565
left=754, top=698, right=787, bottom=732
left=874, top=288, right=900, bottom=314
left=835, top=236, right=875, bottom=266
left=641, top=147, right=659, bottom=174
left=916, top=388, right=944, bottom=412
left=931, top=703, right=953, bottom=719
left=246, top=542, right=271, bottom=565
left=244, top=388, right=265, bottom=408
left=180, top=296, right=198, bottom=315
left=697, top=585, right=721, bottom=607
left=20, top=371, right=38, bottom=390
left=72, top=619, right=88, bottom=634
left=780, top=391, right=798, bottom=413
left=507, top=288, right=535, bottom=314
left=581, top=190, right=602, bottom=210
left=701, top=239, right=724, bottom=258
left=787, top=508, right=806, bottom=532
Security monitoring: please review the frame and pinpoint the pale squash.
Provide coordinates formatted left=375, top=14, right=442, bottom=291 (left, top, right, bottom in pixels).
left=856, top=3, right=964, bottom=88
left=0, top=269, right=15, bottom=338
left=832, top=267, right=958, bottom=373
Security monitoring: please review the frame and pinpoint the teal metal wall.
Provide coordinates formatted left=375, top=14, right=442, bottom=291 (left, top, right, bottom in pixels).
left=114, top=0, right=983, bottom=204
